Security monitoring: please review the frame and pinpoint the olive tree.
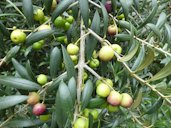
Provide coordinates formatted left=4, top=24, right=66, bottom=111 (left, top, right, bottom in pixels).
left=0, top=0, right=171, bottom=127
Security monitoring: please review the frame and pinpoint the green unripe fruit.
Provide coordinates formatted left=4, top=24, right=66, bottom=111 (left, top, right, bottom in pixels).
left=83, top=72, right=88, bottom=81
left=66, top=15, right=74, bottom=24
left=117, top=14, right=125, bottom=20
left=32, top=42, right=42, bottom=50
left=99, top=45, right=114, bottom=61
left=96, top=79, right=102, bottom=86
left=64, top=22, right=71, bottom=31
left=54, top=16, right=65, bottom=28
left=96, top=83, right=111, bottom=98
left=67, top=43, right=79, bottom=55
left=37, top=74, right=47, bottom=85
left=56, top=36, right=66, bottom=43
left=74, top=118, right=89, bottom=128
left=104, top=78, right=113, bottom=87
left=70, top=55, right=78, bottom=62
left=90, top=109, right=99, bottom=120
left=39, top=40, right=45, bottom=45
left=39, top=114, right=51, bottom=121
left=111, top=44, right=122, bottom=55
left=88, top=59, right=100, bottom=68
left=10, top=29, right=26, bottom=44
left=83, top=108, right=90, bottom=117
left=34, top=9, right=44, bottom=21
left=107, top=104, right=119, bottom=112
left=38, top=25, right=51, bottom=31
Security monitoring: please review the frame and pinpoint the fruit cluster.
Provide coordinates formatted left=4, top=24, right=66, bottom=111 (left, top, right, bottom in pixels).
left=96, top=78, right=133, bottom=109
left=67, top=43, right=79, bottom=64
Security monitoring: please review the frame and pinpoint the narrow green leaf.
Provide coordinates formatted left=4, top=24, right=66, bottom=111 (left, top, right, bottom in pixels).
left=0, top=75, right=41, bottom=90
left=115, top=34, right=131, bottom=41
left=81, top=79, right=93, bottom=110
left=100, top=2, right=109, bottom=35
left=50, top=112, right=58, bottom=128
left=47, top=72, right=67, bottom=92
left=147, top=23, right=161, bottom=39
left=131, top=45, right=145, bottom=70
left=22, top=0, right=34, bottom=26
left=0, top=21, right=10, bottom=37
left=144, top=98, right=163, bottom=115
left=147, top=61, right=171, bottom=82
left=131, top=91, right=142, bottom=109
left=118, top=20, right=137, bottom=32
left=156, top=12, right=167, bottom=29
left=165, top=23, right=171, bottom=42
left=120, top=0, right=133, bottom=20
left=68, top=77, right=77, bottom=103
left=88, top=97, right=106, bottom=108
left=12, top=58, right=33, bottom=81
left=58, top=81, right=73, bottom=118
left=111, top=0, right=117, bottom=11
left=86, top=11, right=100, bottom=60
left=134, top=48, right=154, bottom=72
left=5, top=46, right=20, bottom=62
left=26, top=60, right=36, bottom=82
left=26, top=29, right=55, bottom=44
left=43, top=0, right=53, bottom=14
left=61, top=45, right=76, bottom=79
left=50, top=47, right=62, bottom=78
left=4, top=119, right=41, bottom=127
left=88, top=114, right=93, bottom=128
left=0, top=95, right=28, bottom=110
left=119, top=41, right=139, bottom=62
left=55, top=92, right=67, bottom=128
left=52, top=0, right=73, bottom=21
left=79, top=0, right=89, bottom=28
left=139, top=5, right=158, bottom=28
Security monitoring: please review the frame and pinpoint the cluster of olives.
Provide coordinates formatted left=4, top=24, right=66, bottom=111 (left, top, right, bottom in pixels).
left=96, top=79, right=133, bottom=110
left=67, top=43, right=79, bottom=64
left=27, top=74, right=50, bottom=121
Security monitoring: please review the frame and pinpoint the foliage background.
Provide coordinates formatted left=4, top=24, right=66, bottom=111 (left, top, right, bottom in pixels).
left=0, top=0, right=171, bottom=128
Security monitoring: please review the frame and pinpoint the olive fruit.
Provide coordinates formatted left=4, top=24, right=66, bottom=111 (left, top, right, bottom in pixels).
left=107, top=91, right=122, bottom=106
left=66, top=15, right=74, bottom=24
left=54, top=16, right=65, bottom=28
left=90, top=109, right=99, bottom=120
left=27, top=92, right=40, bottom=105
left=10, top=29, right=26, bottom=44
left=107, top=104, right=119, bottom=112
left=38, top=25, right=51, bottom=31
left=74, top=117, right=89, bottom=128
left=37, top=74, right=48, bottom=85
left=111, top=44, right=122, bottom=54
left=105, top=1, right=112, bottom=13
left=99, top=45, right=114, bottom=61
left=39, top=114, right=51, bottom=121
left=96, top=83, right=111, bottom=98
left=108, top=25, right=117, bottom=36
left=33, top=103, right=46, bottom=116
left=120, top=93, right=133, bottom=108
left=34, top=9, right=44, bottom=22
left=67, top=43, right=79, bottom=55
left=88, top=59, right=100, bottom=68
